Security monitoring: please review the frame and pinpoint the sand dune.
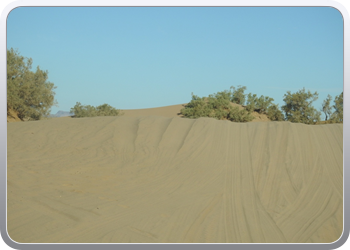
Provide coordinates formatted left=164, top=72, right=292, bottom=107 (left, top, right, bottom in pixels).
left=121, top=104, right=185, bottom=117
left=120, top=103, right=271, bottom=122
left=7, top=114, right=343, bottom=243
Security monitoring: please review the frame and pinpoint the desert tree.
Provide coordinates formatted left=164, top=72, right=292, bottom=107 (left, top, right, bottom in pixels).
left=244, top=92, right=283, bottom=121
left=321, top=94, right=333, bottom=121
left=230, top=85, right=247, bottom=105
left=245, top=93, right=257, bottom=112
left=330, top=92, right=343, bottom=123
left=7, top=48, right=57, bottom=120
left=281, top=88, right=321, bottom=124
left=266, top=104, right=285, bottom=121
left=256, top=95, right=274, bottom=114
left=245, top=93, right=274, bottom=114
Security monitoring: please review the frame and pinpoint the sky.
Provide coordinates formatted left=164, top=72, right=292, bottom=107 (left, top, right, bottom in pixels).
left=7, top=7, right=343, bottom=117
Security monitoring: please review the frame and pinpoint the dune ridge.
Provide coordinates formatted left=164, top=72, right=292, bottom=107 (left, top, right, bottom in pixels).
left=7, top=115, right=343, bottom=243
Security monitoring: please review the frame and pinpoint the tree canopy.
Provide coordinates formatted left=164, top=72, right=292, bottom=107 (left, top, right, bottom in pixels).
left=7, top=48, right=57, bottom=120
left=321, top=94, right=333, bottom=121
left=281, top=88, right=321, bottom=124
left=230, top=85, right=247, bottom=105
left=331, top=92, right=343, bottom=123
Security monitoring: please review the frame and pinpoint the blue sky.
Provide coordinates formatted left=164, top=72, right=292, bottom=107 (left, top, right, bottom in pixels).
left=7, top=7, right=343, bottom=117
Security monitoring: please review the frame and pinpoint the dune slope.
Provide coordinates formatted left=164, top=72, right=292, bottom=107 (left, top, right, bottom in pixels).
left=7, top=116, right=343, bottom=243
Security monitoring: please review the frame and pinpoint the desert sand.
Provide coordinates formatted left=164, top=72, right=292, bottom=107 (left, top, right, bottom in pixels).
left=121, top=104, right=185, bottom=118
left=7, top=105, right=343, bottom=243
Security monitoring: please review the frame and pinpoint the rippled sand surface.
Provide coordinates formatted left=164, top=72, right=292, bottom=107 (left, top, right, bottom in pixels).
left=7, top=115, right=343, bottom=243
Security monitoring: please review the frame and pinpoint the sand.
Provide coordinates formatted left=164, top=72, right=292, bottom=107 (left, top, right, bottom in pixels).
left=121, top=103, right=271, bottom=122
left=121, top=104, right=186, bottom=118
left=7, top=107, right=343, bottom=243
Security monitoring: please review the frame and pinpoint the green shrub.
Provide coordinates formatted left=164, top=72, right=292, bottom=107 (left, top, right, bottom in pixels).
left=180, top=94, right=210, bottom=119
left=330, top=92, right=343, bottom=123
left=281, top=88, right=321, bottom=124
left=182, top=86, right=340, bottom=124
left=181, top=91, right=253, bottom=122
left=321, top=94, right=333, bottom=121
left=245, top=93, right=257, bottom=112
left=266, top=104, right=284, bottom=121
left=70, top=102, right=122, bottom=118
left=214, top=90, right=232, bottom=101
left=228, top=106, right=254, bottom=122
left=256, top=95, right=274, bottom=114
left=7, top=48, right=57, bottom=120
left=245, top=93, right=274, bottom=114
left=230, top=85, right=247, bottom=105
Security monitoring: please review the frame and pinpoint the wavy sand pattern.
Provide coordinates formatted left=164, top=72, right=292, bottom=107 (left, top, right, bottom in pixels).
left=7, top=115, right=343, bottom=243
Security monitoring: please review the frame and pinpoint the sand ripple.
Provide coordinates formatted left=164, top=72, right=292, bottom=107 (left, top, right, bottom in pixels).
left=7, top=116, right=343, bottom=243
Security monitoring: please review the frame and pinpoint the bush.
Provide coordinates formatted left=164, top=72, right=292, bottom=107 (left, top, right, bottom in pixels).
left=181, top=91, right=253, bottom=122
left=245, top=93, right=274, bottom=114
left=230, top=85, right=247, bottom=105
left=321, top=94, right=333, bottom=121
left=281, top=88, right=321, bottom=124
left=330, top=92, right=343, bottom=123
left=70, top=102, right=122, bottom=118
left=256, top=95, right=274, bottom=114
left=266, top=104, right=284, bottom=121
left=228, top=106, right=255, bottom=122
left=180, top=94, right=210, bottom=119
left=245, top=93, right=257, bottom=112
left=7, top=48, right=57, bottom=120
